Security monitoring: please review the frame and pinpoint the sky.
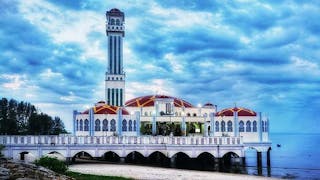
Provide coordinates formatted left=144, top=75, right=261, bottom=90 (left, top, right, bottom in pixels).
left=0, top=0, right=319, bottom=133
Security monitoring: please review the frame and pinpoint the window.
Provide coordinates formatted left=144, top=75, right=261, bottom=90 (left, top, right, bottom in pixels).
left=103, top=119, right=108, bottom=131
left=246, top=121, right=251, bottom=132
left=76, top=120, right=79, bottom=131
left=193, top=113, right=197, bottom=117
left=266, top=121, right=269, bottom=132
left=110, top=119, right=116, bottom=132
left=144, top=112, right=148, bottom=116
left=84, top=119, right=89, bottom=131
left=221, top=121, right=226, bottom=132
left=215, top=121, right=219, bottom=132
left=95, top=119, right=101, bottom=131
left=253, top=121, right=257, bottom=132
left=116, top=19, right=120, bottom=25
left=80, top=119, right=83, bottom=131
left=133, top=120, right=137, bottom=131
left=187, top=113, right=191, bottom=117
left=227, top=121, right=233, bottom=132
left=122, top=119, right=127, bottom=131
left=239, top=121, right=244, bottom=132
left=262, top=121, right=265, bottom=132
left=110, top=18, right=115, bottom=25
left=129, top=120, right=132, bottom=131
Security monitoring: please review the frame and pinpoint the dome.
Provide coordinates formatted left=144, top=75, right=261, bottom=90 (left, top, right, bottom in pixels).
left=82, top=104, right=129, bottom=115
left=216, top=107, right=256, bottom=116
left=203, top=102, right=215, bottom=107
left=125, top=95, right=194, bottom=108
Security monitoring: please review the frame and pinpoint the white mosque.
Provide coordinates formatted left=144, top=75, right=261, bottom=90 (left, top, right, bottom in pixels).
left=73, top=8, right=269, bottom=144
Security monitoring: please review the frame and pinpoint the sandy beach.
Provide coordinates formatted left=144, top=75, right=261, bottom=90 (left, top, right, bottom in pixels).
left=69, top=164, right=277, bottom=180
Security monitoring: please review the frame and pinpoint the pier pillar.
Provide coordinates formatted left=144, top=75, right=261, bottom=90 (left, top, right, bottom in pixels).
left=267, top=149, right=271, bottom=167
left=120, top=157, right=125, bottom=163
left=257, top=152, right=262, bottom=175
left=241, top=157, right=246, bottom=167
left=170, top=157, right=176, bottom=168
left=66, top=157, right=72, bottom=165
left=214, top=158, right=221, bottom=171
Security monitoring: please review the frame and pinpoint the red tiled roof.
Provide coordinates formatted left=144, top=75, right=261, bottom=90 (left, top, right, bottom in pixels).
left=125, top=95, right=194, bottom=108
left=216, top=107, right=256, bottom=116
left=82, top=104, right=129, bottom=115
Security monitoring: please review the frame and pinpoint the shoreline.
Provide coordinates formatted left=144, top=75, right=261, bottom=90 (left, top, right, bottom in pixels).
left=69, top=163, right=277, bottom=180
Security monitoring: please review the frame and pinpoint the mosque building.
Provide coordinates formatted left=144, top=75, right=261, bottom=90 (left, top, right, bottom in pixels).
left=73, top=8, right=269, bottom=144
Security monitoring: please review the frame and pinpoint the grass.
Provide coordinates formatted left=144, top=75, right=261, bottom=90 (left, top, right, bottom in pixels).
left=65, top=171, right=133, bottom=180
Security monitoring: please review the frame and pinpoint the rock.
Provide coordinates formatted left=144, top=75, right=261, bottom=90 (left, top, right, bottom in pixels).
left=0, top=158, right=74, bottom=180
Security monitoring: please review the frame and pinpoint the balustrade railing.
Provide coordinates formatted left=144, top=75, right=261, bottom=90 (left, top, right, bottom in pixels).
left=0, top=135, right=243, bottom=146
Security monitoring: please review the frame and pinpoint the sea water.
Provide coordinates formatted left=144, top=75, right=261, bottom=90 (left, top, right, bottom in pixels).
left=245, top=133, right=320, bottom=179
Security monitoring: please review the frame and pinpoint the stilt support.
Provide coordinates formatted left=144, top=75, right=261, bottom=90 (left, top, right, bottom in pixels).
left=257, top=151, right=262, bottom=175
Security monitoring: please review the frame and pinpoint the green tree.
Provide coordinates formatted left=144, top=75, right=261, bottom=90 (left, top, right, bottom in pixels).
left=0, top=98, right=9, bottom=135
left=35, top=156, right=68, bottom=174
left=51, top=117, right=67, bottom=135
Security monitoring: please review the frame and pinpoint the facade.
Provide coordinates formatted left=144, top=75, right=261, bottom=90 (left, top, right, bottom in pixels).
left=73, top=8, right=270, bottom=144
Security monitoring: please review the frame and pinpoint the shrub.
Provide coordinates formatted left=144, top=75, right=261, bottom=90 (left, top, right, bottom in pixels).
left=35, top=156, right=68, bottom=174
left=0, top=144, right=4, bottom=157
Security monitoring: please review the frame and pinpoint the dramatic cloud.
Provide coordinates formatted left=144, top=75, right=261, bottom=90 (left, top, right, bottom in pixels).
left=0, top=0, right=319, bottom=133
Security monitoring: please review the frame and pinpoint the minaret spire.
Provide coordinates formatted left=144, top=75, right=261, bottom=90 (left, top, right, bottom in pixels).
left=105, top=8, right=125, bottom=106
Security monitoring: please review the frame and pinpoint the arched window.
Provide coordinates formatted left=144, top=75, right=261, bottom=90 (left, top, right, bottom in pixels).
left=253, top=121, right=257, bottom=132
left=95, top=119, right=101, bottom=131
left=227, top=121, right=233, bottom=132
left=262, top=121, right=265, bottom=132
left=116, top=19, right=120, bottom=25
left=102, top=119, right=108, bottom=131
left=215, top=121, right=219, bottom=132
left=193, top=113, right=197, bottom=117
left=221, top=121, right=226, bottom=132
left=239, top=121, right=244, bottom=132
left=110, top=18, right=115, bottom=25
left=84, top=119, right=89, bottom=131
left=129, top=120, right=132, bottom=131
left=80, top=119, right=83, bottom=131
left=122, top=119, right=127, bottom=131
left=246, top=121, right=251, bottom=132
left=144, top=112, right=148, bottom=116
left=266, top=121, right=269, bottom=132
left=133, top=120, right=137, bottom=131
left=76, top=120, right=79, bottom=131
left=110, top=119, right=116, bottom=131
left=187, top=113, right=191, bottom=117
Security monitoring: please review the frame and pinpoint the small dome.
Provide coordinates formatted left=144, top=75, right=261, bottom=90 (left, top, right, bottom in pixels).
left=203, top=102, right=214, bottom=107
left=82, top=105, right=129, bottom=115
left=216, top=107, right=256, bottom=116
left=125, top=95, right=194, bottom=108
left=110, top=8, right=120, bottom=12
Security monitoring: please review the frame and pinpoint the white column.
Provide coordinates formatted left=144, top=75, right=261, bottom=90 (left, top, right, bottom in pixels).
left=258, top=112, right=262, bottom=142
left=210, top=112, right=215, bottom=136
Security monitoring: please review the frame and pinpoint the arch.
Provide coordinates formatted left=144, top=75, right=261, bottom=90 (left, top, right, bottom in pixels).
left=45, top=151, right=65, bottom=161
left=253, top=121, right=257, bottom=132
left=227, top=120, right=233, bottom=132
left=102, top=119, right=108, bottom=131
left=110, top=18, right=115, bottom=25
left=116, top=19, right=120, bottom=25
left=125, top=151, right=146, bottom=164
left=122, top=119, right=127, bottom=131
left=110, top=119, right=116, bottom=131
left=172, top=152, right=191, bottom=169
left=79, top=119, right=83, bottom=131
left=84, top=119, right=89, bottom=131
left=196, top=152, right=216, bottom=170
left=148, top=151, right=168, bottom=166
left=133, top=120, right=137, bottom=131
left=95, top=119, right=101, bottom=131
left=72, top=151, right=94, bottom=159
left=221, top=121, right=226, bottom=132
left=129, top=120, right=133, bottom=131
left=102, top=151, right=120, bottom=162
left=239, top=121, right=244, bottom=132
left=221, top=151, right=240, bottom=158
left=221, top=151, right=241, bottom=171
left=246, top=121, right=251, bottom=132
left=215, top=121, right=219, bottom=132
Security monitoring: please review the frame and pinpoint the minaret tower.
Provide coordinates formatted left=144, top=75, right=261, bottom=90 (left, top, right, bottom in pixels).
left=105, top=8, right=125, bottom=106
